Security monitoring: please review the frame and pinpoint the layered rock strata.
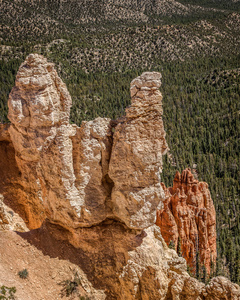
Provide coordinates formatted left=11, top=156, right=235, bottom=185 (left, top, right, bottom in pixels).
left=0, top=54, right=239, bottom=299
left=156, top=169, right=217, bottom=273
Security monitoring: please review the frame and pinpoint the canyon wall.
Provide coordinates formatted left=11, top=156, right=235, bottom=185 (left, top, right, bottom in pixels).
left=156, top=169, right=217, bottom=274
left=0, top=54, right=239, bottom=299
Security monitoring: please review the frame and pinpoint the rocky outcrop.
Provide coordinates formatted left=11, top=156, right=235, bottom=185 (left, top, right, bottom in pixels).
left=71, top=118, right=113, bottom=226
left=0, top=194, right=28, bottom=231
left=4, top=54, right=168, bottom=232
left=203, top=276, right=240, bottom=300
left=156, top=168, right=217, bottom=274
left=7, top=54, right=82, bottom=229
left=0, top=54, right=239, bottom=299
left=109, top=72, right=168, bottom=229
left=6, top=54, right=114, bottom=229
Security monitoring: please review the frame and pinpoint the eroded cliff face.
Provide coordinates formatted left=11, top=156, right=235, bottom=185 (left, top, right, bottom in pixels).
left=109, top=72, right=168, bottom=229
left=7, top=54, right=82, bottom=229
left=0, top=54, right=239, bottom=299
left=2, top=54, right=169, bottom=232
left=4, top=55, right=168, bottom=231
left=156, top=169, right=217, bottom=274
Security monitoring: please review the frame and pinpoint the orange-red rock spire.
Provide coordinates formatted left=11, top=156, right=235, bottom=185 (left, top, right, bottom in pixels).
left=156, top=168, right=217, bottom=273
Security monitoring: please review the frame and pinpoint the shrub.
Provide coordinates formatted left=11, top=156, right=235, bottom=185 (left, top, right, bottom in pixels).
left=0, top=285, right=16, bottom=300
left=18, top=269, right=28, bottom=279
left=59, top=272, right=91, bottom=299
left=59, top=272, right=81, bottom=297
left=168, top=240, right=175, bottom=249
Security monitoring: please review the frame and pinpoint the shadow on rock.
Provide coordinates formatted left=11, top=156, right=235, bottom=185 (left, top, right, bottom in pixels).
left=17, top=219, right=145, bottom=299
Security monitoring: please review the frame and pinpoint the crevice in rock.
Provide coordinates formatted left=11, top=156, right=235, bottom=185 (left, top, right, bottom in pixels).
left=0, top=140, right=27, bottom=221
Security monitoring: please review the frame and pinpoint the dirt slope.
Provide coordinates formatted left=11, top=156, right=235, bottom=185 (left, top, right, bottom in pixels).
left=0, top=230, right=104, bottom=300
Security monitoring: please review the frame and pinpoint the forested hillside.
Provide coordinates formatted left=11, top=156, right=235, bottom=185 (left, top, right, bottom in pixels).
left=0, top=0, right=240, bottom=284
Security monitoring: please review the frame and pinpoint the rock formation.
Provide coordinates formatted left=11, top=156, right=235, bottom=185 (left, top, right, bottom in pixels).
left=4, top=54, right=168, bottom=232
left=203, top=276, right=240, bottom=300
left=0, top=54, right=239, bottom=299
left=156, top=169, right=217, bottom=274
left=109, top=72, right=168, bottom=229
left=1, top=55, right=165, bottom=232
left=7, top=54, right=82, bottom=229
left=0, top=194, right=28, bottom=231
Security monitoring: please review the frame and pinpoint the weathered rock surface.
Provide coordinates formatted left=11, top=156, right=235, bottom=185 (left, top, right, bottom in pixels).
left=5, top=54, right=114, bottom=229
left=7, top=54, right=83, bottom=229
left=203, top=276, right=240, bottom=300
left=18, top=219, right=240, bottom=300
left=4, top=55, right=169, bottom=231
left=0, top=54, right=239, bottom=299
left=156, top=168, right=217, bottom=273
left=109, top=72, right=168, bottom=229
left=0, top=124, right=31, bottom=226
left=0, top=194, right=28, bottom=231
left=0, top=124, right=11, bottom=142
left=18, top=219, right=208, bottom=300
left=71, top=118, right=113, bottom=226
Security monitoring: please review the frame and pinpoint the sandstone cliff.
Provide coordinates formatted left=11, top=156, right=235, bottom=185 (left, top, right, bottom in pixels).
left=156, top=169, right=217, bottom=274
left=0, top=54, right=239, bottom=299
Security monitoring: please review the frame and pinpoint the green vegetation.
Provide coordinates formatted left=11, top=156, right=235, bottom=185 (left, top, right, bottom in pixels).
left=59, top=272, right=89, bottom=298
left=168, top=240, right=175, bottom=250
left=178, top=0, right=240, bottom=12
left=0, top=286, right=16, bottom=300
left=0, top=0, right=240, bottom=286
left=161, top=56, right=240, bottom=284
left=60, top=278, right=79, bottom=297
left=18, top=269, right=28, bottom=279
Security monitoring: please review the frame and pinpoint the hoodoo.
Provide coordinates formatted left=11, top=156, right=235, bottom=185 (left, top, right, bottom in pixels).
left=156, top=169, right=217, bottom=274
left=0, top=54, right=239, bottom=299
left=5, top=54, right=168, bottom=231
